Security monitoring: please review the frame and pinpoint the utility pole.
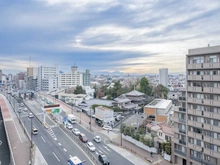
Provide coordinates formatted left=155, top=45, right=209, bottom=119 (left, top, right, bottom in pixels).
left=90, top=107, right=92, bottom=131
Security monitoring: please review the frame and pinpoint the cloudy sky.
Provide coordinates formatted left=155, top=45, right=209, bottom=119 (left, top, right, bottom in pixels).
left=1, top=0, right=220, bottom=74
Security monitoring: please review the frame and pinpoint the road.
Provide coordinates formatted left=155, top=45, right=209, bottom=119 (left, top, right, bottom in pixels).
left=9, top=94, right=95, bottom=165
left=27, top=97, right=134, bottom=165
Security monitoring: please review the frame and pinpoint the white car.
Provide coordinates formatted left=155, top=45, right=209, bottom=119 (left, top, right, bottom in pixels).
left=93, top=136, right=101, bottom=143
left=24, top=107, right=28, bottom=112
left=72, top=128, right=80, bottom=135
left=102, top=125, right=112, bottom=131
left=87, top=142, right=96, bottom=152
left=66, top=123, right=73, bottom=130
left=28, top=113, right=34, bottom=118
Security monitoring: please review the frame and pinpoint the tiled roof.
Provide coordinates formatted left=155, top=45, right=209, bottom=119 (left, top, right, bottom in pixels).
left=126, top=89, right=144, bottom=96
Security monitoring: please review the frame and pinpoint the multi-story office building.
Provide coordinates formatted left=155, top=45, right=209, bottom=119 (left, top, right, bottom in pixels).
left=58, top=66, right=90, bottom=87
left=38, top=66, right=58, bottom=91
left=0, top=70, right=2, bottom=84
left=172, top=45, right=220, bottom=165
left=159, top=68, right=168, bottom=87
left=26, top=67, right=38, bottom=91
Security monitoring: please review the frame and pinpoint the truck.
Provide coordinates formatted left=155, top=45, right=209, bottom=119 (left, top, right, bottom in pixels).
left=68, top=114, right=77, bottom=124
left=68, top=156, right=83, bottom=165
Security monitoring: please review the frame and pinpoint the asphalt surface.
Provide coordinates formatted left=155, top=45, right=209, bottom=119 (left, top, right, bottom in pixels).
left=26, top=98, right=134, bottom=165
left=0, top=108, right=10, bottom=165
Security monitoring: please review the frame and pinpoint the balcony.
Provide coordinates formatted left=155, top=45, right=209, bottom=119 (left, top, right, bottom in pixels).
left=190, top=155, right=202, bottom=163
left=203, top=123, right=220, bottom=133
left=174, top=149, right=186, bottom=157
left=203, top=87, right=220, bottom=94
left=187, top=63, right=203, bottom=69
left=179, top=97, right=186, bottom=101
left=188, top=86, right=202, bottom=92
left=204, top=135, right=220, bottom=144
left=188, top=109, right=202, bottom=116
left=204, top=148, right=220, bottom=158
left=187, top=120, right=202, bottom=128
left=203, top=75, right=220, bottom=81
left=203, top=62, right=220, bottom=69
left=187, top=75, right=203, bottom=81
left=178, top=107, right=186, bottom=112
left=187, top=97, right=203, bottom=104
left=179, top=118, right=186, bottom=123
left=203, top=99, right=220, bottom=107
left=179, top=128, right=186, bottom=134
left=204, top=111, right=220, bottom=120
left=188, top=143, right=202, bottom=151
left=179, top=139, right=186, bottom=145
left=188, top=131, right=202, bottom=140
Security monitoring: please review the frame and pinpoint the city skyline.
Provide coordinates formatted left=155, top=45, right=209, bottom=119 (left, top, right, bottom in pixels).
left=1, top=0, right=220, bottom=74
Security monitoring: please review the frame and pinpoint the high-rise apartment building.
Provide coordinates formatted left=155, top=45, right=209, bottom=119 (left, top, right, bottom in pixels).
left=0, top=70, right=2, bottom=83
left=159, top=68, right=168, bottom=87
left=27, top=67, right=38, bottom=91
left=58, top=66, right=90, bottom=87
left=172, top=45, right=220, bottom=165
left=38, top=66, right=58, bottom=91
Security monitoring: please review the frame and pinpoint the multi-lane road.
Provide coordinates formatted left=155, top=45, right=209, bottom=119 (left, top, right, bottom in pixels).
left=8, top=94, right=134, bottom=165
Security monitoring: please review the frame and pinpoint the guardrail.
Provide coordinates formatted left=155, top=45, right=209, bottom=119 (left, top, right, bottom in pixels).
left=60, top=125, right=102, bottom=165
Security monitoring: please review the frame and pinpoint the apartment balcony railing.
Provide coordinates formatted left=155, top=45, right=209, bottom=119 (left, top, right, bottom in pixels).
left=179, top=139, right=186, bottom=145
left=190, top=155, right=216, bottom=165
left=190, top=155, right=202, bottom=163
left=179, top=129, right=186, bottom=134
left=179, top=118, right=186, bottom=123
left=179, top=107, right=186, bottom=112
left=179, top=97, right=186, bottom=101
left=174, top=149, right=186, bottom=157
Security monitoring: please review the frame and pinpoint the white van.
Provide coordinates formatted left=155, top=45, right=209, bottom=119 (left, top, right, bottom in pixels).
left=32, top=128, right=38, bottom=135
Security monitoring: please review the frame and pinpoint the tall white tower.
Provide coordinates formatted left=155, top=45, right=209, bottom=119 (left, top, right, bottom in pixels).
left=159, top=68, right=168, bottom=87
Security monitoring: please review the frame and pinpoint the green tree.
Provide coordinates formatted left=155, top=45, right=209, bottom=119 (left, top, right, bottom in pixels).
left=153, top=84, right=169, bottom=99
left=138, top=77, right=152, bottom=96
left=100, top=85, right=108, bottom=95
left=74, top=85, right=85, bottom=94
left=165, top=140, right=172, bottom=155
left=111, top=81, right=123, bottom=98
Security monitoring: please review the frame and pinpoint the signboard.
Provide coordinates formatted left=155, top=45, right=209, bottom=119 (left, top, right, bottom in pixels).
left=51, top=108, right=60, bottom=114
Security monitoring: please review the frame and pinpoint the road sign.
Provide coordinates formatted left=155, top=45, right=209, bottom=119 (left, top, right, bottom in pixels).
left=51, top=108, right=60, bottom=114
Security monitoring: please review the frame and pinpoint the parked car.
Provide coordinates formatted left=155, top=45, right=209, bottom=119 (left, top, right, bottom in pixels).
left=87, top=142, right=96, bottom=152
left=66, top=123, right=73, bottom=129
left=93, top=136, right=101, bottom=143
left=72, top=128, right=80, bottom=135
left=98, top=154, right=110, bottom=165
left=17, top=108, right=22, bottom=113
left=79, top=133, right=88, bottom=143
left=28, top=113, right=34, bottom=118
left=102, top=125, right=112, bottom=131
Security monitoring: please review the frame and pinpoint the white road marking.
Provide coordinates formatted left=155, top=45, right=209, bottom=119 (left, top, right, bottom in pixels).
left=95, top=151, right=99, bottom=155
left=104, top=146, right=111, bottom=152
left=41, top=136, right=46, bottom=143
left=69, top=155, right=72, bottom=158
left=0, top=140, right=2, bottom=145
left=63, top=148, right=67, bottom=152
left=58, top=143, right=61, bottom=146
left=13, top=120, right=22, bottom=142
left=53, top=152, right=60, bottom=162
left=99, top=147, right=109, bottom=155
left=27, top=117, right=30, bottom=121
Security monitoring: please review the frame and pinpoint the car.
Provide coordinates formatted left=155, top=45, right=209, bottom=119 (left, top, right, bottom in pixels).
left=28, top=113, right=34, bottom=118
left=66, top=123, right=73, bottom=129
left=87, top=142, right=96, bottom=152
left=20, top=103, right=24, bottom=107
left=72, top=128, right=80, bottom=135
left=98, top=154, right=110, bottom=165
left=24, top=107, right=28, bottom=112
left=102, top=125, right=112, bottom=131
left=93, top=136, right=101, bottom=143
left=17, top=108, right=22, bottom=113
left=32, top=128, right=38, bottom=135
left=79, top=133, right=88, bottom=143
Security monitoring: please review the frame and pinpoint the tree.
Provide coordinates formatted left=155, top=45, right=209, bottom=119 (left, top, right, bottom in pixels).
left=100, top=85, right=108, bottom=95
left=165, top=140, right=171, bottom=155
left=138, top=77, right=152, bottom=96
left=74, top=85, right=85, bottom=94
left=111, top=81, right=123, bottom=98
left=153, top=84, right=169, bottom=99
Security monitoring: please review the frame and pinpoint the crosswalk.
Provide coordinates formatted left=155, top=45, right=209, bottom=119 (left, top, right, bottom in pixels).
left=95, top=145, right=111, bottom=156
left=47, top=127, right=57, bottom=140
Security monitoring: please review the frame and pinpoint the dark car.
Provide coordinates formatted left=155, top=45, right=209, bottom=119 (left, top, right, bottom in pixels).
left=98, top=154, right=110, bottom=165
left=79, top=133, right=88, bottom=143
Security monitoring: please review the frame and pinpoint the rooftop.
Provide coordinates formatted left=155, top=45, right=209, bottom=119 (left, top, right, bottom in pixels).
left=126, top=89, right=144, bottom=96
left=145, top=99, right=172, bottom=109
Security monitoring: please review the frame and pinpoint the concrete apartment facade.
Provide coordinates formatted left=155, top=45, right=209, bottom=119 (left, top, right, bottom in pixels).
left=159, top=68, right=168, bottom=87
left=172, top=45, right=220, bottom=165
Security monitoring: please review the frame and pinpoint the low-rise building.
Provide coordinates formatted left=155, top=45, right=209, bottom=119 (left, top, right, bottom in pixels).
left=93, top=106, right=114, bottom=126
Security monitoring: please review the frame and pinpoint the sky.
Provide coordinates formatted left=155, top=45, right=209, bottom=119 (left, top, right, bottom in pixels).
left=1, top=0, right=220, bottom=75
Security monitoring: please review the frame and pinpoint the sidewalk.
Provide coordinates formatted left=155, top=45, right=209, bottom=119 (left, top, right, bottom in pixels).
left=0, top=94, right=31, bottom=165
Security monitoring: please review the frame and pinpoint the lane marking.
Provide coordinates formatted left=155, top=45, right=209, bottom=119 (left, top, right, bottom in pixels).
left=104, top=146, right=111, bottom=152
left=52, top=152, right=60, bottom=162
left=99, top=147, right=109, bottom=155
left=13, top=120, right=22, bottom=142
left=41, top=136, right=46, bottom=143
left=58, top=143, right=61, bottom=146
left=0, top=140, right=2, bottom=145
left=27, top=117, right=30, bottom=121
left=69, top=155, right=72, bottom=158
left=63, top=148, right=67, bottom=152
